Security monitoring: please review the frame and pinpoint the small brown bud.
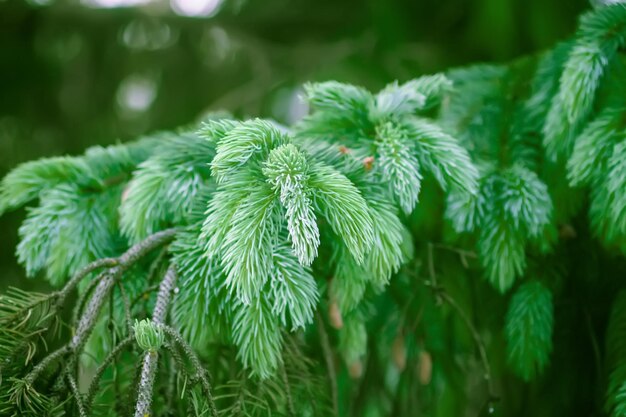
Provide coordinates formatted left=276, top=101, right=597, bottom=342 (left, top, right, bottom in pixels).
left=418, top=350, right=432, bottom=385
left=392, top=335, right=407, bottom=371
left=363, top=156, right=375, bottom=171
left=339, top=145, right=350, bottom=155
left=328, top=300, right=343, bottom=329
left=559, top=224, right=577, bottom=239
left=348, top=360, right=363, bottom=379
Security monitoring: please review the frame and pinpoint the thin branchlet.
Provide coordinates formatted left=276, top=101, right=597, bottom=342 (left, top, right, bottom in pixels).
left=9, top=229, right=177, bottom=415
left=71, top=229, right=177, bottom=352
left=65, top=368, right=87, bottom=417
left=316, top=312, right=338, bottom=416
left=85, top=335, right=135, bottom=410
left=161, top=325, right=219, bottom=417
left=134, top=266, right=177, bottom=417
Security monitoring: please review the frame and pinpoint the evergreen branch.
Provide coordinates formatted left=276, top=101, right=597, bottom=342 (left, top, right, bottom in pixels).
left=71, top=272, right=103, bottom=325
left=309, top=163, right=374, bottom=264
left=22, top=345, right=70, bottom=387
left=134, top=351, right=159, bottom=417
left=374, top=122, right=422, bottom=214
left=6, top=229, right=177, bottom=414
left=405, top=116, right=479, bottom=194
left=232, top=297, right=283, bottom=379
left=56, top=257, right=119, bottom=306
left=211, top=119, right=289, bottom=183
left=85, top=335, right=135, bottom=412
left=65, top=368, right=87, bottom=417
left=161, top=325, right=218, bottom=417
left=264, top=144, right=320, bottom=266
left=567, top=107, right=625, bottom=186
left=280, top=362, right=295, bottom=417
left=304, top=81, right=373, bottom=119
left=0, top=287, right=57, bottom=367
left=426, top=244, right=496, bottom=398
left=315, top=312, right=338, bottom=416
left=371, top=79, right=426, bottom=120
left=0, top=156, right=91, bottom=215
left=117, top=282, right=133, bottom=335
left=544, top=4, right=626, bottom=159
left=120, top=132, right=214, bottom=243
left=505, top=281, right=554, bottom=381
left=134, top=265, right=177, bottom=417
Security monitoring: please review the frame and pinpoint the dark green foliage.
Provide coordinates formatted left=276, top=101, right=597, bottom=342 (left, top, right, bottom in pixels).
left=505, top=281, right=554, bottom=381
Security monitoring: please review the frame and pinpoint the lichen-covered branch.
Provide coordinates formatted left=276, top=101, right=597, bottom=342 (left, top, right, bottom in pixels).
left=71, top=229, right=177, bottom=352
left=134, top=265, right=177, bottom=417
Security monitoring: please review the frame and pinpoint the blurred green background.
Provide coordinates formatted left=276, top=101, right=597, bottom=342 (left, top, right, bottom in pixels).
left=0, top=0, right=589, bottom=287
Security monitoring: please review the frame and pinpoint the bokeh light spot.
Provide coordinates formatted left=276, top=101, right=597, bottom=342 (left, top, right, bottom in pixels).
left=116, top=75, right=158, bottom=114
left=170, top=0, right=222, bottom=17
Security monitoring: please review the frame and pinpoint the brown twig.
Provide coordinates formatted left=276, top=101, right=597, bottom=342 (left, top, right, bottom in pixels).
left=426, top=242, right=496, bottom=398
left=316, top=312, right=338, bottom=416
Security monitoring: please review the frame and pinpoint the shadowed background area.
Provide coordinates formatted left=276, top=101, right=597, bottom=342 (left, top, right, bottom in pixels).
left=0, top=0, right=588, bottom=287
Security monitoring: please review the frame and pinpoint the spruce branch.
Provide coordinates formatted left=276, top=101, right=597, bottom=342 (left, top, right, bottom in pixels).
left=161, top=325, right=219, bottom=417
left=280, top=361, right=296, bottom=417
left=85, top=335, right=135, bottom=411
left=316, top=312, right=338, bottom=416
left=505, top=281, right=554, bottom=381
left=426, top=243, right=496, bottom=398
left=65, top=368, right=87, bottom=417
left=134, top=265, right=177, bottom=417
left=4, top=229, right=177, bottom=416
left=71, top=228, right=177, bottom=352
left=117, top=282, right=133, bottom=335
left=21, top=345, right=70, bottom=387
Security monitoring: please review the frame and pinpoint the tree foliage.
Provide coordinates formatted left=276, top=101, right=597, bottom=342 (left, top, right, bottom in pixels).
left=1, top=3, right=626, bottom=416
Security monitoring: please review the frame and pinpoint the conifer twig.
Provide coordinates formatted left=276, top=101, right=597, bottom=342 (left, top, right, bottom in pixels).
left=65, top=369, right=87, bottom=417
left=56, top=257, right=119, bottom=307
left=15, top=229, right=177, bottom=409
left=22, top=345, right=70, bottom=387
left=71, top=228, right=177, bottom=352
left=134, top=265, right=177, bottom=417
left=161, top=325, right=219, bottom=417
left=426, top=243, right=496, bottom=398
left=117, top=282, right=133, bottom=335
left=85, top=335, right=135, bottom=411
left=316, top=312, right=338, bottom=416
left=280, top=361, right=295, bottom=417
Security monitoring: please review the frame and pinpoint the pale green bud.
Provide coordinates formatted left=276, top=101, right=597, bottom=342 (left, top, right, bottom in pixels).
left=133, top=319, right=164, bottom=352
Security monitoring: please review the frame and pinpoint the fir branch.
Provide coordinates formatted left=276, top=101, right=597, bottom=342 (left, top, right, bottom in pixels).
left=505, top=281, right=554, bottom=381
left=426, top=244, right=496, bottom=397
left=605, top=292, right=626, bottom=417
left=304, top=81, right=373, bottom=119
left=404, top=116, right=479, bottom=194
left=134, top=265, right=177, bottom=417
left=65, top=368, right=87, bottom=417
left=85, top=335, right=135, bottom=411
left=5, top=229, right=177, bottom=415
left=308, top=163, right=374, bottom=264
left=120, top=131, right=215, bottom=243
left=0, top=156, right=91, bottom=215
left=316, top=312, right=338, bottom=416
left=232, top=297, right=283, bottom=379
left=263, top=143, right=320, bottom=266
left=58, top=257, right=119, bottom=305
left=161, top=325, right=218, bottom=417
